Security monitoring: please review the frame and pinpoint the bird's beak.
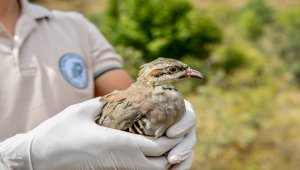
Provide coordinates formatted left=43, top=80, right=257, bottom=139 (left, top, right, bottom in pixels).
left=185, top=68, right=203, bottom=79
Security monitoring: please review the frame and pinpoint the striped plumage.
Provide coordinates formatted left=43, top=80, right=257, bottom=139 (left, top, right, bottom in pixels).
left=96, top=58, right=203, bottom=138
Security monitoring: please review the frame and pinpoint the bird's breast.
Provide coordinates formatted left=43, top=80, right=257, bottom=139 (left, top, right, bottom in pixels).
left=143, top=86, right=185, bottom=123
left=136, top=85, right=185, bottom=137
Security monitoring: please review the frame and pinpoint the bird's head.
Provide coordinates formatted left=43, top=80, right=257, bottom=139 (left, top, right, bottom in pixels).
left=137, top=58, right=203, bottom=86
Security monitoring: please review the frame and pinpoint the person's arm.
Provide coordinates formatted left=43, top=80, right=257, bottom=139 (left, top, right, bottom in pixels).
left=94, top=69, right=134, bottom=96
left=77, top=13, right=131, bottom=97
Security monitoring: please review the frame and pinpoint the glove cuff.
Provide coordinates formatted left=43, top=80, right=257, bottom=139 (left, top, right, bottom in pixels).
left=0, top=134, right=34, bottom=170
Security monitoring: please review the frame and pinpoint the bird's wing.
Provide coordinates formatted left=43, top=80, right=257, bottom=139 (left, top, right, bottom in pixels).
left=97, top=89, right=146, bottom=131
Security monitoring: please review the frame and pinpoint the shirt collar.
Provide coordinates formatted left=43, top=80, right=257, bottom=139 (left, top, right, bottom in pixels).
left=20, top=0, right=51, bottom=20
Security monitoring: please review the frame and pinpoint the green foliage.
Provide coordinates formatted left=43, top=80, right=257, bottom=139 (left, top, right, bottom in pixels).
left=291, top=63, right=300, bottom=84
left=236, top=0, right=274, bottom=41
left=91, top=0, right=221, bottom=62
left=275, top=6, right=300, bottom=84
left=241, top=0, right=274, bottom=23
left=276, top=6, right=300, bottom=61
left=207, top=41, right=267, bottom=90
left=214, top=45, right=247, bottom=74
left=237, top=11, right=264, bottom=41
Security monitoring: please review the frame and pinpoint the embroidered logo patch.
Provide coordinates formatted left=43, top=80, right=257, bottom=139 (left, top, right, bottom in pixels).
left=59, top=53, right=88, bottom=89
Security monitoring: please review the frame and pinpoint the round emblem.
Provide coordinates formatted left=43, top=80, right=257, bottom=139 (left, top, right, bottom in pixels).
left=59, top=53, right=88, bottom=89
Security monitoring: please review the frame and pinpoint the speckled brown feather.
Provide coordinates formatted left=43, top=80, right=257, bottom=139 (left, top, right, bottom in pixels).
left=96, top=84, right=185, bottom=138
left=97, top=86, right=147, bottom=130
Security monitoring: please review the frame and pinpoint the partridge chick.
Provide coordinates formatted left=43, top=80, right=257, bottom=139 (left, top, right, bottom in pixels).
left=96, top=58, right=203, bottom=138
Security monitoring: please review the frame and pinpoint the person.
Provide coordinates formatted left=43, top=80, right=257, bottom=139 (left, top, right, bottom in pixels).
left=0, top=0, right=197, bottom=169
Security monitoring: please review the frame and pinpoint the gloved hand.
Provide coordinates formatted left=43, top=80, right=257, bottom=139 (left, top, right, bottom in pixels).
left=0, top=98, right=183, bottom=170
left=166, top=100, right=197, bottom=170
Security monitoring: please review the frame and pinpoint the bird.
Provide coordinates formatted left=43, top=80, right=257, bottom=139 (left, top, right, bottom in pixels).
left=95, top=58, right=203, bottom=138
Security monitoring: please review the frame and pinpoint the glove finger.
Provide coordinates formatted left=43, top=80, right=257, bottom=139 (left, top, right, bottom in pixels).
left=166, top=100, right=196, bottom=138
left=147, top=156, right=171, bottom=170
left=170, top=152, right=194, bottom=170
left=75, top=97, right=102, bottom=120
left=89, top=125, right=183, bottom=157
left=136, top=136, right=183, bottom=157
left=168, top=128, right=196, bottom=164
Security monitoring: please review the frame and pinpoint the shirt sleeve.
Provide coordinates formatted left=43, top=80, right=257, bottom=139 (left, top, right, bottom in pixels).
left=83, top=16, right=123, bottom=79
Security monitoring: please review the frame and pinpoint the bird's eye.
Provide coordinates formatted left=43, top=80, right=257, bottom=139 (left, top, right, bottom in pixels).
left=168, top=67, right=179, bottom=73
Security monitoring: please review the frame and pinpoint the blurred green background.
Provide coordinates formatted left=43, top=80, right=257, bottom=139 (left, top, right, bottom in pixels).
left=33, top=0, right=300, bottom=169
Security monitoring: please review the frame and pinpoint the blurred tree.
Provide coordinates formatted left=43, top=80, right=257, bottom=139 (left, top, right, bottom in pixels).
left=237, top=0, right=274, bottom=41
left=216, top=45, right=247, bottom=74
left=209, top=42, right=266, bottom=89
left=275, top=6, right=300, bottom=84
left=90, top=0, right=221, bottom=62
left=237, top=11, right=264, bottom=41
left=241, top=0, right=274, bottom=23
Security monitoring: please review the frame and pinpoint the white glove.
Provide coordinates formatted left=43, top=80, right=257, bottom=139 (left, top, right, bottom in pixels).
left=166, top=100, right=197, bottom=170
left=0, top=98, right=183, bottom=170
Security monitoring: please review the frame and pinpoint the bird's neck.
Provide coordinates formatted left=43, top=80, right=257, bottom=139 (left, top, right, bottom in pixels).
left=134, top=78, right=156, bottom=88
left=134, top=77, right=171, bottom=89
